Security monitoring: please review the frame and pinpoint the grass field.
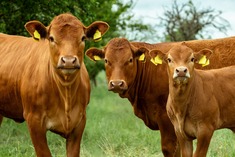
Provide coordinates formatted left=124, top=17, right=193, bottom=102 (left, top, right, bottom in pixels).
left=0, top=71, right=235, bottom=157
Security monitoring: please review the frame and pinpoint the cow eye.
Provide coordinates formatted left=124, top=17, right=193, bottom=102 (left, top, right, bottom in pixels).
left=49, top=36, right=54, bottom=42
left=129, top=58, right=133, bottom=63
left=104, top=59, right=108, bottom=64
left=81, top=36, right=86, bottom=42
left=167, top=58, right=172, bottom=63
left=104, top=59, right=111, bottom=66
left=191, top=57, right=195, bottom=62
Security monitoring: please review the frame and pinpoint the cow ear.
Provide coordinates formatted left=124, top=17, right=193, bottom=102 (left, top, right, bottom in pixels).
left=194, top=49, right=213, bottom=67
left=86, top=48, right=105, bottom=62
left=132, top=46, right=149, bottom=62
left=25, top=21, right=48, bottom=41
left=85, top=21, right=109, bottom=42
left=149, top=49, right=166, bottom=66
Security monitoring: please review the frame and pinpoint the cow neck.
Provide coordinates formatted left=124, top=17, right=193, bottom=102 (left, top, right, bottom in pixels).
left=119, top=59, right=150, bottom=123
left=121, top=60, right=144, bottom=104
left=53, top=71, right=79, bottom=87
left=51, top=67, right=81, bottom=133
left=168, top=72, right=196, bottom=139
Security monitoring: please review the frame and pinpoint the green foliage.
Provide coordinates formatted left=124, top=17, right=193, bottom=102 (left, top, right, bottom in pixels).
left=85, top=58, right=105, bottom=86
left=1, top=1, right=71, bottom=36
left=0, top=0, right=152, bottom=84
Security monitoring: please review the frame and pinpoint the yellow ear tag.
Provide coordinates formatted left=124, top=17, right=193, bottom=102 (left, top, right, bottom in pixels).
left=150, top=55, right=162, bottom=66
left=150, top=58, right=158, bottom=65
left=138, top=53, right=145, bottom=61
left=154, top=55, right=162, bottom=64
left=94, top=55, right=102, bottom=61
left=202, top=59, right=210, bottom=67
left=199, top=55, right=210, bottom=67
left=93, top=30, right=102, bottom=42
left=33, top=30, right=41, bottom=41
left=198, top=55, right=207, bottom=64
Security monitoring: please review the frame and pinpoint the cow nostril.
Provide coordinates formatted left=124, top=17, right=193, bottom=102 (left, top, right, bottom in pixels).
left=72, top=57, right=77, bottom=64
left=118, top=81, right=123, bottom=87
left=110, top=81, right=115, bottom=87
left=176, top=69, right=179, bottom=73
left=184, top=69, right=187, bottom=73
left=61, top=57, right=66, bottom=63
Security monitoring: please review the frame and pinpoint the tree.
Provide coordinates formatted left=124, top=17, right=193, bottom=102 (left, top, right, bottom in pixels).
left=0, top=0, right=152, bottom=85
left=159, top=0, right=230, bottom=41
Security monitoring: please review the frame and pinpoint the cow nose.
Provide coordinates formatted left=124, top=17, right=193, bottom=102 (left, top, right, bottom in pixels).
left=61, top=56, right=77, bottom=64
left=108, top=80, right=127, bottom=92
left=57, top=56, right=80, bottom=69
left=175, top=66, right=188, bottom=77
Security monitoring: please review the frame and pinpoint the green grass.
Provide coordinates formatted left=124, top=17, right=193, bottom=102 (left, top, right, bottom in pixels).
left=1, top=71, right=235, bottom=157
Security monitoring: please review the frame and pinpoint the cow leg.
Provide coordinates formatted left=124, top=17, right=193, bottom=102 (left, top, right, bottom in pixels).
left=66, top=115, right=86, bottom=157
left=193, top=127, right=213, bottom=157
left=158, top=112, right=181, bottom=157
left=159, top=125, right=181, bottom=157
left=26, top=115, right=52, bottom=157
left=176, top=133, right=193, bottom=157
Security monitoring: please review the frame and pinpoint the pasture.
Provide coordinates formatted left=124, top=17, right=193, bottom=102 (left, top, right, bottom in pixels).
left=0, top=71, right=235, bottom=157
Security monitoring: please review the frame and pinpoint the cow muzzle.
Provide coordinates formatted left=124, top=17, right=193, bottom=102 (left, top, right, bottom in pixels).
left=57, top=56, right=80, bottom=74
left=173, top=66, right=190, bottom=84
left=108, top=80, right=128, bottom=93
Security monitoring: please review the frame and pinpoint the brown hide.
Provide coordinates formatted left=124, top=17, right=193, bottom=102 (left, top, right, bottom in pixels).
left=157, top=44, right=235, bottom=157
left=0, top=13, right=109, bottom=157
left=132, top=36, right=235, bottom=69
left=86, top=37, right=235, bottom=157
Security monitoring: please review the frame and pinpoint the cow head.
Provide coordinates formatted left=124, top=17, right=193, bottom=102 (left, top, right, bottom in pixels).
left=149, top=42, right=212, bottom=85
left=86, top=38, right=148, bottom=94
left=24, top=13, right=109, bottom=78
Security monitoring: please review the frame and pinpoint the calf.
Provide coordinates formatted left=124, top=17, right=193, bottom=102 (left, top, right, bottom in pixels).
left=0, top=13, right=109, bottom=157
left=150, top=43, right=235, bottom=157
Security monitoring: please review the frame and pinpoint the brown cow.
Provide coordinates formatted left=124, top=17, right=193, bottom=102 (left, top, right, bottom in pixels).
left=86, top=37, right=235, bottom=157
left=0, top=13, right=109, bottom=157
left=86, top=38, right=180, bottom=156
left=150, top=43, right=235, bottom=157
